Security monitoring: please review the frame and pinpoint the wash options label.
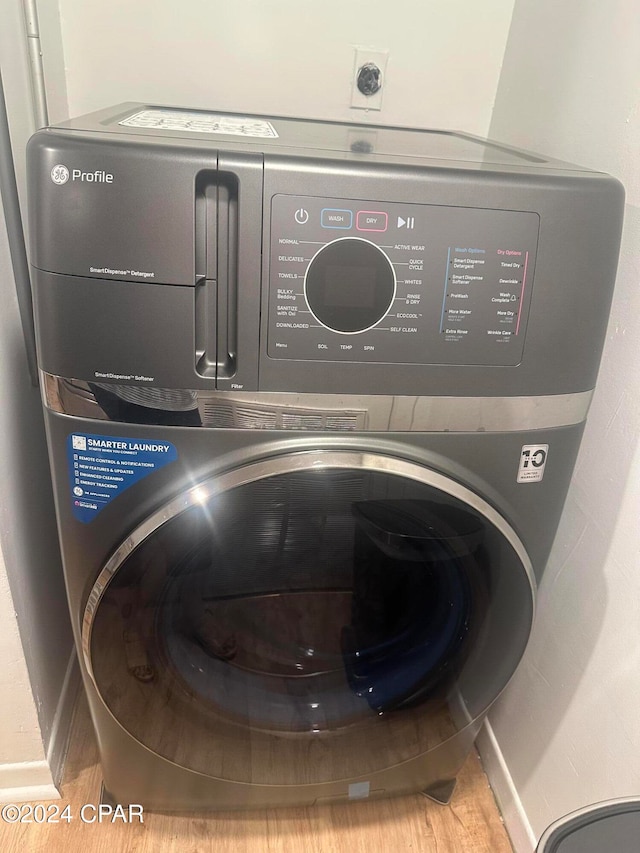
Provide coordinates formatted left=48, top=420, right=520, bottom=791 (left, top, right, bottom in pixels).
left=67, top=433, right=177, bottom=522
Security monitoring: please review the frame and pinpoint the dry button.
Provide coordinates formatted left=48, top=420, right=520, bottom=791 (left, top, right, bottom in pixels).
left=321, top=209, right=353, bottom=229
left=356, top=211, right=388, bottom=232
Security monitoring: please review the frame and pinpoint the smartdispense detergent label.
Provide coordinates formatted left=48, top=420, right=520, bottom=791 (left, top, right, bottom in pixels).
left=68, top=433, right=177, bottom=522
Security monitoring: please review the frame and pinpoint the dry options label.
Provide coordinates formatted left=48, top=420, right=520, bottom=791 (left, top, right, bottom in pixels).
left=67, top=433, right=177, bottom=522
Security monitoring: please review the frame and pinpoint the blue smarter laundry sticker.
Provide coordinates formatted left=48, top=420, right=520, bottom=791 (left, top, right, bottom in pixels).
left=68, top=432, right=177, bottom=522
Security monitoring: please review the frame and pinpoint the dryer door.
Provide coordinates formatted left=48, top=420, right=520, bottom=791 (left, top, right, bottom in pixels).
left=84, top=450, right=534, bottom=787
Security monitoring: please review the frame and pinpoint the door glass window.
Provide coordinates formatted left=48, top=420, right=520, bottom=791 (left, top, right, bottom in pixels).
left=89, top=461, right=533, bottom=785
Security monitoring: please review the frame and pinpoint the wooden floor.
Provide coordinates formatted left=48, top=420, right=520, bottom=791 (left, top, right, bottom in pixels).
left=2, top=695, right=513, bottom=853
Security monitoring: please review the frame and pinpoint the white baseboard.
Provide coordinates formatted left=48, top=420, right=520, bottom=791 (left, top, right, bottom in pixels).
left=46, top=648, right=81, bottom=786
left=477, top=720, right=538, bottom=853
left=0, top=762, right=59, bottom=803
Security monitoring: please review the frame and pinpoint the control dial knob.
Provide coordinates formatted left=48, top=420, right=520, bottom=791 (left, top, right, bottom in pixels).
left=304, top=237, right=396, bottom=334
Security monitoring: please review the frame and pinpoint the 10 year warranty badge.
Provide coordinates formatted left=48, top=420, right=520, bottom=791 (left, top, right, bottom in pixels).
left=518, top=444, right=549, bottom=483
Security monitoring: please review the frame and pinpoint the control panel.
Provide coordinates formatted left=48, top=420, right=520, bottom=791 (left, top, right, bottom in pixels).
left=268, top=194, right=539, bottom=366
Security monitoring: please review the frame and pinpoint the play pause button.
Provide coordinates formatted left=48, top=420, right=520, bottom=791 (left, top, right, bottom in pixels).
left=397, top=216, right=415, bottom=229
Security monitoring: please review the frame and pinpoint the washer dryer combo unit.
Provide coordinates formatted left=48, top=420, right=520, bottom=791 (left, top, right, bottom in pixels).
left=27, top=105, right=623, bottom=811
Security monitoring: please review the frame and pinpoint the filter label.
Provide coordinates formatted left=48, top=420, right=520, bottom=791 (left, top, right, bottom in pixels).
left=120, top=108, right=279, bottom=138
left=67, top=433, right=177, bottom=522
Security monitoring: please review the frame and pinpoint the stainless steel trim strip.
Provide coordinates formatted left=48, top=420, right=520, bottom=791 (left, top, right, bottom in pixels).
left=43, top=373, right=592, bottom=433
left=81, top=450, right=536, bottom=683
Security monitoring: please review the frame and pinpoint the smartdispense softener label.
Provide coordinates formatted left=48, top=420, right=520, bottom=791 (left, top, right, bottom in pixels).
left=67, top=433, right=177, bottom=523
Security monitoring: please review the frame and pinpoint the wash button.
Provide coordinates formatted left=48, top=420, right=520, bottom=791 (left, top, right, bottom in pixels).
left=321, top=209, right=353, bottom=229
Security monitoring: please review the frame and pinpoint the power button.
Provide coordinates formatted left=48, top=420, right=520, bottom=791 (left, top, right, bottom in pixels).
left=294, top=208, right=309, bottom=225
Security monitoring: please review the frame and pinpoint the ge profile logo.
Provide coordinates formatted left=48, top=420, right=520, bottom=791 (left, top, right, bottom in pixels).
left=50, top=164, right=70, bottom=185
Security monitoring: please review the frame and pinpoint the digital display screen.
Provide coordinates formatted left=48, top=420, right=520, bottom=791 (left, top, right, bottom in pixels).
left=323, top=265, right=376, bottom=308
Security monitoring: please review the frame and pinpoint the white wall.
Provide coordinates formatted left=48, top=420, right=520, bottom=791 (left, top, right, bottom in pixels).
left=483, top=1, right=640, bottom=847
left=38, top=0, right=515, bottom=135
left=0, top=168, right=69, bottom=802
left=0, top=0, right=76, bottom=799
left=0, top=556, right=46, bottom=767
